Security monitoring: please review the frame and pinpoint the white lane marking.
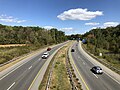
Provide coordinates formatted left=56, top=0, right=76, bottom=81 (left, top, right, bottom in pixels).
left=7, top=82, right=15, bottom=90
left=104, top=72, right=120, bottom=85
left=92, top=73, right=98, bottom=78
left=28, top=66, right=32, bottom=69
left=0, top=61, right=28, bottom=80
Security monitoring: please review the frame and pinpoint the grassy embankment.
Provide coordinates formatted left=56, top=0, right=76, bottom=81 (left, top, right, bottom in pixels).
left=39, top=42, right=82, bottom=90
left=0, top=44, right=48, bottom=64
left=82, top=44, right=120, bottom=74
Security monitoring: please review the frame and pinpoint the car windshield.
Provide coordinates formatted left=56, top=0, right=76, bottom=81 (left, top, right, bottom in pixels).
left=44, top=53, right=48, bottom=55
left=96, top=67, right=102, bottom=70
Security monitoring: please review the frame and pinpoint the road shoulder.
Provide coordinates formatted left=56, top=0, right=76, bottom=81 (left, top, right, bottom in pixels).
left=78, top=41, right=120, bottom=84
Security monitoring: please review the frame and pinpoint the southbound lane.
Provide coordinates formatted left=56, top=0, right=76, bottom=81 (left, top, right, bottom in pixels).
left=0, top=42, right=67, bottom=90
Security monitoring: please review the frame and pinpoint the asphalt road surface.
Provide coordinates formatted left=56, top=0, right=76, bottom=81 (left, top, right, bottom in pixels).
left=71, top=42, right=120, bottom=90
left=0, top=42, right=67, bottom=90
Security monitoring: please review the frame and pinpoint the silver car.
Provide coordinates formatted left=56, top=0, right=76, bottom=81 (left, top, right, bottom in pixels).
left=91, top=66, right=103, bottom=74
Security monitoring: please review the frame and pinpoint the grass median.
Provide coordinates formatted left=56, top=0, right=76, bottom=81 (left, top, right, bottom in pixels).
left=39, top=44, right=71, bottom=90
left=39, top=42, right=82, bottom=90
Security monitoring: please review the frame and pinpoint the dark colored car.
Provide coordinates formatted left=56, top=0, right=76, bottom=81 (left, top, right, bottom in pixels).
left=91, top=66, right=103, bottom=74
left=71, top=49, right=75, bottom=52
left=47, top=47, right=51, bottom=51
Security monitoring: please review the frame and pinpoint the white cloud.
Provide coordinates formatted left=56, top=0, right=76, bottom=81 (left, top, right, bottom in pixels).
left=60, top=27, right=73, bottom=31
left=91, top=27, right=98, bottom=29
left=43, top=26, right=76, bottom=35
left=57, top=8, right=103, bottom=20
left=60, top=27, right=77, bottom=35
left=0, top=14, right=26, bottom=23
left=16, top=20, right=26, bottom=23
left=43, top=26, right=55, bottom=29
left=104, top=22, right=119, bottom=27
left=90, top=22, right=119, bottom=30
left=85, top=22, right=99, bottom=26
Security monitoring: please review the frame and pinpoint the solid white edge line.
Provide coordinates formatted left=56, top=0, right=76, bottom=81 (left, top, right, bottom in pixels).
left=104, top=72, right=120, bottom=85
left=7, top=82, right=15, bottom=90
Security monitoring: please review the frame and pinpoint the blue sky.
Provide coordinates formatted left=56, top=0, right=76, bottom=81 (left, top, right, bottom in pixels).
left=0, top=0, right=120, bottom=35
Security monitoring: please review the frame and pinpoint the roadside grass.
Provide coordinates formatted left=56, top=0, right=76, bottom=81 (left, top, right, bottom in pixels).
left=0, top=46, right=32, bottom=64
left=0, top=44, right=51, bottom=65
left=0, top=44, right=26, bottom=47
left=0, top=44, right=55, bottom=71
left=82, top=44, right=120, bottom=74
left=50, top=48, right=71, bottom=90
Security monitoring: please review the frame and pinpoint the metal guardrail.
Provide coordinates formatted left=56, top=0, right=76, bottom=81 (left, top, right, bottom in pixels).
left=45, top=56, right=56, bottom=90
left=45, top=47, right=78, bottom=90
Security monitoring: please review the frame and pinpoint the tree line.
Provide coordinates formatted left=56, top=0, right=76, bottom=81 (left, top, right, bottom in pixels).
left=83, top=25, right=120, bottom=53
left=67, top=25, right=120, bottom=53
left=0, top=24, right=67, bottom=45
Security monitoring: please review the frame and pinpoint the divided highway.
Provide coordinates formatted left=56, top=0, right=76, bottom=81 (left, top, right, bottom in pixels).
left=71, top=41, right=120, bottom=90
left=0, top=42, right=67, bottom=90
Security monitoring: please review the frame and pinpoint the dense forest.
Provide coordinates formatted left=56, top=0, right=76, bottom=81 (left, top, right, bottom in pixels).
left=0, top=24, right=67, bottom=64
left=0, top=24, right=67, bottom=45
left=83, top=25, right=120, bottom=53
left=66, top=34, right=82, bottom=40
left=67, top=25, right=120, bottom=54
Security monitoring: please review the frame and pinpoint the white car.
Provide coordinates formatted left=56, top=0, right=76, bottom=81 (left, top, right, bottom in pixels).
left=42, top=52, right=49, bottom=59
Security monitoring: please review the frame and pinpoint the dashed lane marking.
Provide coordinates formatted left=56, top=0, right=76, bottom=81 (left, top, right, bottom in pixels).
left=28, top=66, right=32, bottom=69
left=7, top=82, right=15, bottom=90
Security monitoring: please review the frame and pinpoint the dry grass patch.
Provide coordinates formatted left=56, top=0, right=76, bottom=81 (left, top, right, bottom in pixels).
left=0, top=44, right=27, bottom=47
left=50, top=46, right=71, bottom=90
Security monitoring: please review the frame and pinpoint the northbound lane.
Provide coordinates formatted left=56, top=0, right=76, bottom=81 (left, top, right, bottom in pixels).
left=71, top=41, right=120, bottom=90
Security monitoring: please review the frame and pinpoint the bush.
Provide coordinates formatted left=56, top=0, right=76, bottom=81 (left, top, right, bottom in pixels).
left=0, top=58, right=7, bottom=64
